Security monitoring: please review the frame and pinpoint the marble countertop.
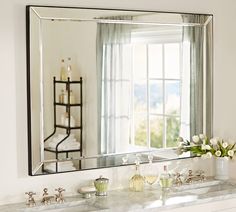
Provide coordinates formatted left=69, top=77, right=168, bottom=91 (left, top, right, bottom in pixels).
left=2, top=180, right=236, bottom=212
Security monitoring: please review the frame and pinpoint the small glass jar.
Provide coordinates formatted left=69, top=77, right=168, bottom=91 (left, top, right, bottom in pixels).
left=94, top=176, right=109, bottom=196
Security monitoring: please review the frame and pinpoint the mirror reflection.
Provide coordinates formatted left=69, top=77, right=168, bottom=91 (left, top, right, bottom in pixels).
left=27, top=6, right=213, bottom=175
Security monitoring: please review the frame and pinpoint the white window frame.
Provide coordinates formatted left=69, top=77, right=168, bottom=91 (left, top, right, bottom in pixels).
left=130, top=26, right=183, bottom=149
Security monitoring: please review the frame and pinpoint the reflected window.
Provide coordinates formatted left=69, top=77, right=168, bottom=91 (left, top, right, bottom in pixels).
left=98, top=20, right=208, bottom=154
left=130, top=26, right=186, bottom=149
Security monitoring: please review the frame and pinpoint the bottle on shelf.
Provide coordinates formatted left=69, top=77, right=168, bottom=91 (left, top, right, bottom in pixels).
left=59, top=89, right=65, bottom=104
left=69, top=90, right=75, bottom=104
left=63, top=90, right=68, bottom=104
left=59, top=89, right=75, bottom=104
left=60, top=59, right=67, bottom=81
left=129, top=161, right=145, bottom=192
left=159, top=165, right=173, bottom=189
left=67, top=57, right=73, bottom=81
left=64, top=112, right=75, bottom=127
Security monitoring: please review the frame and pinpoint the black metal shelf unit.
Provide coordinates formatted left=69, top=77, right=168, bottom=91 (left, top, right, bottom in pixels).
left=43, top=77, right=83, bottom=172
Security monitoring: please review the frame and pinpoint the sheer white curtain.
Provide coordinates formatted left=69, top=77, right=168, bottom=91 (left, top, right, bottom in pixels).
left=97, top=17, right=132, bottom=154
left=181, top=15, right=209, bottom=139
left=180, top=40, right=190, bottom=140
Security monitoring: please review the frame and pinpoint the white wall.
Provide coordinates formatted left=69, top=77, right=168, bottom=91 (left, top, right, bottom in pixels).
left=1, top=0, right=236, bottom=205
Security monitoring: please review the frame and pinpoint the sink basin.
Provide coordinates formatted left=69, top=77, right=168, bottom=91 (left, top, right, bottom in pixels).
left=172, top=179, right=236, bottom=197
left=19, top=199, right=104, bottom=212
left=41, top=204, right=99, bottom=212
left=145, top=194, right=198, bottom=209
left=172, top=179, right=221, bottom=192
left=184, top=187, right=211, bottom=195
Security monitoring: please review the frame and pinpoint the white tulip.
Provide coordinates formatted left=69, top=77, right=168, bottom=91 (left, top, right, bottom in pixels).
left=203, top=139, right=206, bottom=145
left=201, top=154, right=207, bottom=159
left=228, top=150, right=234, bottom=157
left=210, top=138, right=218, bottom=145
left=199, top=134, right=206, bottom=140
left=222, top=142, right=228, bottom=149
left=192, top=135, right=200, bottom=143
left=206, top=152, right=212, bottom=159
left=215, top=150, right=221, bottom=157
left=201, top=144, right=211, bottom=150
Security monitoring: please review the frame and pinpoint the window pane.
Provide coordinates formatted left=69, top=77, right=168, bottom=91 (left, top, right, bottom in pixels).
left=133, top=44, right=147, bottom=79
left=148, top=44, right=162, bottom=78
left=134, top=114, right=147, bottom=147
left=150, top=80, right=163, bottom=114
left=164, top=43, right=180, bottom=79
left=150, top=115, right=163, bottom=148
left=134, top=81, right=147, bottom=113
left=165, top=80, right=180, bottom=115
left=166, top=116, right=180, bottom=148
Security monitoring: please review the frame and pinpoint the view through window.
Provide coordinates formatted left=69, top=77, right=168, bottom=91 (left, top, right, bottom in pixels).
left=130, top=26, right=186, bottom=149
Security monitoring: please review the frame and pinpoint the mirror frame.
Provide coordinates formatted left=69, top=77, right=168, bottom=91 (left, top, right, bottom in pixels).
left=26, top=5, right=213, bottom=176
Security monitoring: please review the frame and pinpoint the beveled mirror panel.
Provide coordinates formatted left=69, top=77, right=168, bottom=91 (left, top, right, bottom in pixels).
left=26, top=6, right=213, bottom=175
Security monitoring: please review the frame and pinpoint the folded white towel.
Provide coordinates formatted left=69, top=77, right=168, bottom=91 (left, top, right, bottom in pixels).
left=57, top=133, right=75, bottom=140
left=52, top=134, right=75, bottom=144
left=59, top=142, right=80, bottom=150
left=47, top=134, right=80, bottom=151
left=48, top=141, right=80, bottom=150
left=44, top=161, right=76, bottom=172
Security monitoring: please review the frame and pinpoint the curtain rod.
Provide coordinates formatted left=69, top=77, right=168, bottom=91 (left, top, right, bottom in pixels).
left=40, top=17, right=204, bottom=27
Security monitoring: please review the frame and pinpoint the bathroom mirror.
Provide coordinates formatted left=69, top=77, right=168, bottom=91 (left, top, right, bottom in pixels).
left=26, top=6, right=213, bottom=175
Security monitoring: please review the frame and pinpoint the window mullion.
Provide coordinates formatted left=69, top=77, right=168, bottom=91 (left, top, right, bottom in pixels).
left=162, top=44, right=166, bottom=148
left=147, top=44, right=150, bottom=149
left=179, top=42, right=183, bottom=137
left=131, top=45, right=135, bottom=145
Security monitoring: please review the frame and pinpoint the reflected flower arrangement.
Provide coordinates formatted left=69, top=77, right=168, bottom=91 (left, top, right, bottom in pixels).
left=176, top=134, right=236, bottom=159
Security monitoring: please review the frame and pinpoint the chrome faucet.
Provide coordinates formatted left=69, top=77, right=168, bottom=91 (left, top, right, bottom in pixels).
left=173, top=172, right=183, bottom=186
left=185, top=170, right=194, bottom=183
left=25, top=191, right=36, bottom=207
left=185, top=170, right=206, bottom=183
left=55, top=187, right=65, bottom=203
left=195, top=170, right=206, bottom=181
left=41, top=188, right=54, bottom=205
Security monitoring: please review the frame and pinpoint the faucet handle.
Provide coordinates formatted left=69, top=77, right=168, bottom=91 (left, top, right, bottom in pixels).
left=196, top=170, right=206, bottom=181
left=55, top=187, right=65, bottom=203
left=55, top=187, right=65, bottom=193
left=188, top=170, right=193, bottom=176
left=43, top=188, right=49, bottom=196
left=25, top=191, right=36, bottom=196
left=25, top=191, right=36, bottom=207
